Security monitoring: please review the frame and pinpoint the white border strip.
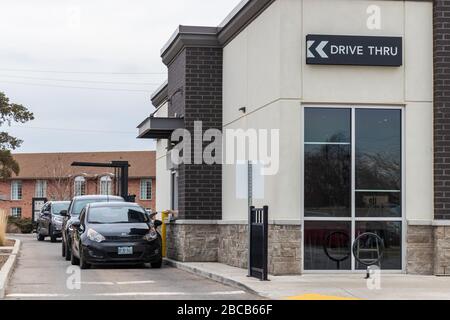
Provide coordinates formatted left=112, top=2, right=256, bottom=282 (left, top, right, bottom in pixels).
left=0, top=238, right=21, bottom=299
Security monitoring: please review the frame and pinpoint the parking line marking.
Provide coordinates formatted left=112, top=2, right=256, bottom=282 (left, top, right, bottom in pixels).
left=78, top=282, right=115, bottom=285
left=95, top=291, right=246, bottom=297
left=208, top=291, right=247, bottom=295
left=96, top=292, right=182, bottom=297
left=285, top=294, right=361, bottom=301
left=7, top=294, right=70, bottom=298
left=116, top=281, right=155, bottom=285
left=7, top=291, right=247, bottom=299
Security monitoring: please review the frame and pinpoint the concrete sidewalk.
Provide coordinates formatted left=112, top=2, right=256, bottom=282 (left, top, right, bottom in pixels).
left=165, top=259, right=450, bottom=300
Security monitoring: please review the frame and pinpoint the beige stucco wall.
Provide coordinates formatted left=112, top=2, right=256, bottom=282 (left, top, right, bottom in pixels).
left=154, top=102, right=172, bottom=213
left=223, top=100, right=302, bottom=221
left=223, top=0, right=433, bottom=223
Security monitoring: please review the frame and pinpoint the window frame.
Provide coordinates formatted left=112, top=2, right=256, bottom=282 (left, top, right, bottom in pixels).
left=74, top=176, right=86, bottom=197
left=35, top=180, right=47, bottom=198
left=171, top=171, right=178, bottom=210
left=11, top=207, right=22, bottom=218
left=11, top=180, right=23, bottom=201
left=99, top=176, right=113, bottom=196
left=301, top=105, right=406, bottom=274
left=140, top=178, right=153, bottom=201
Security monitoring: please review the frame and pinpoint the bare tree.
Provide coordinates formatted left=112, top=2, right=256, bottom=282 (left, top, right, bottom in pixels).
left=43, top=156, right=73, bottom=201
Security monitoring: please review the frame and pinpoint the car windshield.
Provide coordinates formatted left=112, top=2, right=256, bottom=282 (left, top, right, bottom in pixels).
left=88, top=206, right=148, bottom=224
left=52, top=203, right=70, bottom=215
left=71, top=199, right=121, bottom=216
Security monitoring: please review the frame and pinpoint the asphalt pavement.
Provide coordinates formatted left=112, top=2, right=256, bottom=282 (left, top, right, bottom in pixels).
left=5, top=234, right=261, bottom=300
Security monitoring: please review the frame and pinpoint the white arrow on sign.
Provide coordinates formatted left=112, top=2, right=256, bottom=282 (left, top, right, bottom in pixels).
left=316, top=41, right=329, bottom=58
left=307, top=40, right=315, bottom=58
left=307, top=40, right=329, bottom=59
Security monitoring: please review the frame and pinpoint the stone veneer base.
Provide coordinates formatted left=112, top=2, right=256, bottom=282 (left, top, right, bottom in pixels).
left=166, top=223, right=219, bottom=262
left=166, top=222, right=302, bottom=276
left=407, top=224, right=450, bottom=276
left=167, top=221, right=450, bottom=276
left=434, top=226, right=450, bottom=276
left=407, top=225, right=434, bottom=275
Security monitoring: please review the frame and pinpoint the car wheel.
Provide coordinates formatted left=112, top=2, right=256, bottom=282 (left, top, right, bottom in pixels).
left=79, top=247, right=91, bottom=270
left=37, top=228, right=45, bottom=241
left=65, top=241, right=71, bottom=261
left=49, top=225, right=57, bottom=243
left=151, top=259, right=162, bottom=269
left=71, top=250, right=80, bottom=266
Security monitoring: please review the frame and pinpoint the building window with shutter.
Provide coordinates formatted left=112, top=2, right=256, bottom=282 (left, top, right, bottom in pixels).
left=35, top=180, right=47, bottom=198
left=74, top=176, right=86, bottom=197
left=140, top=179, right=152, bottom=200
left=11, top=207, right=22, bottom=218
left=11, top=181, right=22, bottom=200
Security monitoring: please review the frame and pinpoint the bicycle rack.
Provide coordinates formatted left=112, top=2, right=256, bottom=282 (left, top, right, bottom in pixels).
left=323, top=231, right=351, bottom=270
left=352, top=232, right=385, bottom=279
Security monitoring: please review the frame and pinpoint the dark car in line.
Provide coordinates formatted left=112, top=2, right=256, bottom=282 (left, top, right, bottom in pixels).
left=70, top=202, right=162, bottom=269
left=61, top=195, right=124, bottom=261
left=36, top=201, right=71, bottom=242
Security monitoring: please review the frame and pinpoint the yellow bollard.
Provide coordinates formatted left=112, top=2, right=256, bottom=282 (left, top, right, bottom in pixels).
left=161, top=211, right=169, bottom=258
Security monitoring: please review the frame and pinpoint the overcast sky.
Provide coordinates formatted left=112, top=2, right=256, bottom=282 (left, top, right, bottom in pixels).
left=0, top=0, right=241, bottom=153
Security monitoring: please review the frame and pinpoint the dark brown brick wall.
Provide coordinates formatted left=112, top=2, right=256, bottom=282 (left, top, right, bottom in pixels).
left=168, top=49, right=187, bottom=218
left=434, top=0, right=450, bottom=220
left=166, top=46, right=223, bottom=220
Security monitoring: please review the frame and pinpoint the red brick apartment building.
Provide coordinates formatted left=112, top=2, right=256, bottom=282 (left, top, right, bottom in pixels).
left=0, top=151, right=156, bottom=219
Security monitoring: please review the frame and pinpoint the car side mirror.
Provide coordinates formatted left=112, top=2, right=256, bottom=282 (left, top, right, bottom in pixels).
left=43, top=211, right=51, bottom=216
left=154, top=220, right=163, bottom=228
left=60, top=210, right=68, bottom=217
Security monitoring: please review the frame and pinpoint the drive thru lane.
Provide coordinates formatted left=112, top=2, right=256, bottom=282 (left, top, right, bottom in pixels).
left=5, top=234, right=261, bottom=300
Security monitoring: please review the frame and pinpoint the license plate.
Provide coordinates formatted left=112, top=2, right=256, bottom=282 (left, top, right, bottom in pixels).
left=118, top=247, right=133, bottom=255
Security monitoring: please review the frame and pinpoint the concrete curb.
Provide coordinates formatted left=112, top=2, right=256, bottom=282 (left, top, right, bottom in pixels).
left=11, top=239, right=20, bottom=255
left=164, top=259, right=266, bottom=299
left=0, top=238, right=21, bottom=299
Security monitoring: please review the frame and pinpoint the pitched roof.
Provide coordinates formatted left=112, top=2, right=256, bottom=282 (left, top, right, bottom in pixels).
left=10, top=151, right=155, bottom=180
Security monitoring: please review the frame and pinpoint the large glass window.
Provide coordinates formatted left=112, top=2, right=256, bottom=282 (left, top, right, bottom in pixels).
left=356, top=109, right=402, bottom=218
left=355, top=221, right=402, bottom=270
left=355, top=192, right=401, bottom=218
left=305, top=108, right=351, bottom=143
left=304, top=107, right=403, bottom=271
left=304, top=221, right=351, bottom=271
left=304, top=108, right=351, bottom=218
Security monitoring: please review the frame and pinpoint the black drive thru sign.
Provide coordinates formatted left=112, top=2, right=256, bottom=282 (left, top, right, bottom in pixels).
left=306, top=35, right=403, bottom=67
